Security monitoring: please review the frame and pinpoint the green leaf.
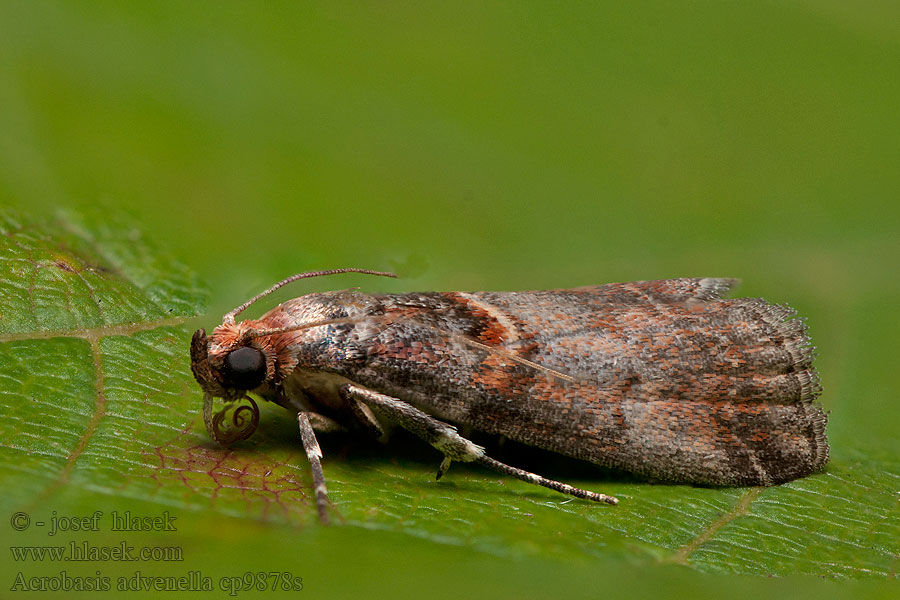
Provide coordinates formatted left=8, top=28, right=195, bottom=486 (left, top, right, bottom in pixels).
left=0, top=209, right=896, bottom=599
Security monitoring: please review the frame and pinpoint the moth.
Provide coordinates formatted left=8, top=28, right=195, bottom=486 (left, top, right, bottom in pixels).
left=190, top=269, right=828, bottom=523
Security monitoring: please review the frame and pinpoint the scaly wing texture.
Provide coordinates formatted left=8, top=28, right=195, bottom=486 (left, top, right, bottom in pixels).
left=350, top=278, right=828, bottom=486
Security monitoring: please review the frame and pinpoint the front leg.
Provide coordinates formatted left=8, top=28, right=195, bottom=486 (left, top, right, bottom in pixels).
left=305, top=412, right=346, bottom=433
left=340, top=383, right=618, bottom=505
left=297, top=412, right=333, bottom=524
left=292, top=407, right=381, bottom=526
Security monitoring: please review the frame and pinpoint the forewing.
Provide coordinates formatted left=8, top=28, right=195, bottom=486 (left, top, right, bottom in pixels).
left=352, top=278, right=827, bottom=486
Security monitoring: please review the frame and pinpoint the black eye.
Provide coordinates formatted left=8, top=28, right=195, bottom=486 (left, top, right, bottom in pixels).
left=222, top=346, right=266, bottom=390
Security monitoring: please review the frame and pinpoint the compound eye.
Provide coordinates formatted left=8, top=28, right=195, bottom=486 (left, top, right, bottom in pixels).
left=222, top=346, right=266, bottom=390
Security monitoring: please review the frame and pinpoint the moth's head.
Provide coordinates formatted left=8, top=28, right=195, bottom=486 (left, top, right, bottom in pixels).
left=190, top=268, right=398, bottom=446
left=190, top=327, right=274, bottom=445
left=190, top=328, right=270, bottom=398
left=191, top=320, right=282, bottom=393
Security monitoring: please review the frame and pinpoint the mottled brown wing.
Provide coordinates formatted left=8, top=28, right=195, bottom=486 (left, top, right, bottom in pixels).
left=349, top=278, right=828, bottom=486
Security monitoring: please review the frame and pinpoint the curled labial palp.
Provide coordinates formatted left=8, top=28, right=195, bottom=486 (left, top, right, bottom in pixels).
left=202, top=392, right=261, bottom=446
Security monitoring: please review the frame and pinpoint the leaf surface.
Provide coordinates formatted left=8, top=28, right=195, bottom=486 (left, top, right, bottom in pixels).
left=0, top=210, right=896, bottom=598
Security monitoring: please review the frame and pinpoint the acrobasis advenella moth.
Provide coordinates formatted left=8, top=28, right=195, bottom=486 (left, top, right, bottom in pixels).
left=190, top=269, right=828, bottom=523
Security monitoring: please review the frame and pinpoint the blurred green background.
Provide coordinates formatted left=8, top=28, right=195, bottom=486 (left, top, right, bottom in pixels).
left=1, top=1, right=898, bottom=597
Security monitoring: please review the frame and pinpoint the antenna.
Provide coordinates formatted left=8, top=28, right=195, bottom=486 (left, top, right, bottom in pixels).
left=223, top=268, right=397, bottom=324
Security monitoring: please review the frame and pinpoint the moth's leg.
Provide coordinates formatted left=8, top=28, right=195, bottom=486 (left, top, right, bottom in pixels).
left=341, top=383, right=484, bottom=466
left=346, top=397, right=385, bottom=440
left=340, top=383, right=618, bottom=505
left=476, top=455, right=617, bottom=505
left=297, top=413, right=332, bottom=524
left=304, top=412, right=347, bottom=434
